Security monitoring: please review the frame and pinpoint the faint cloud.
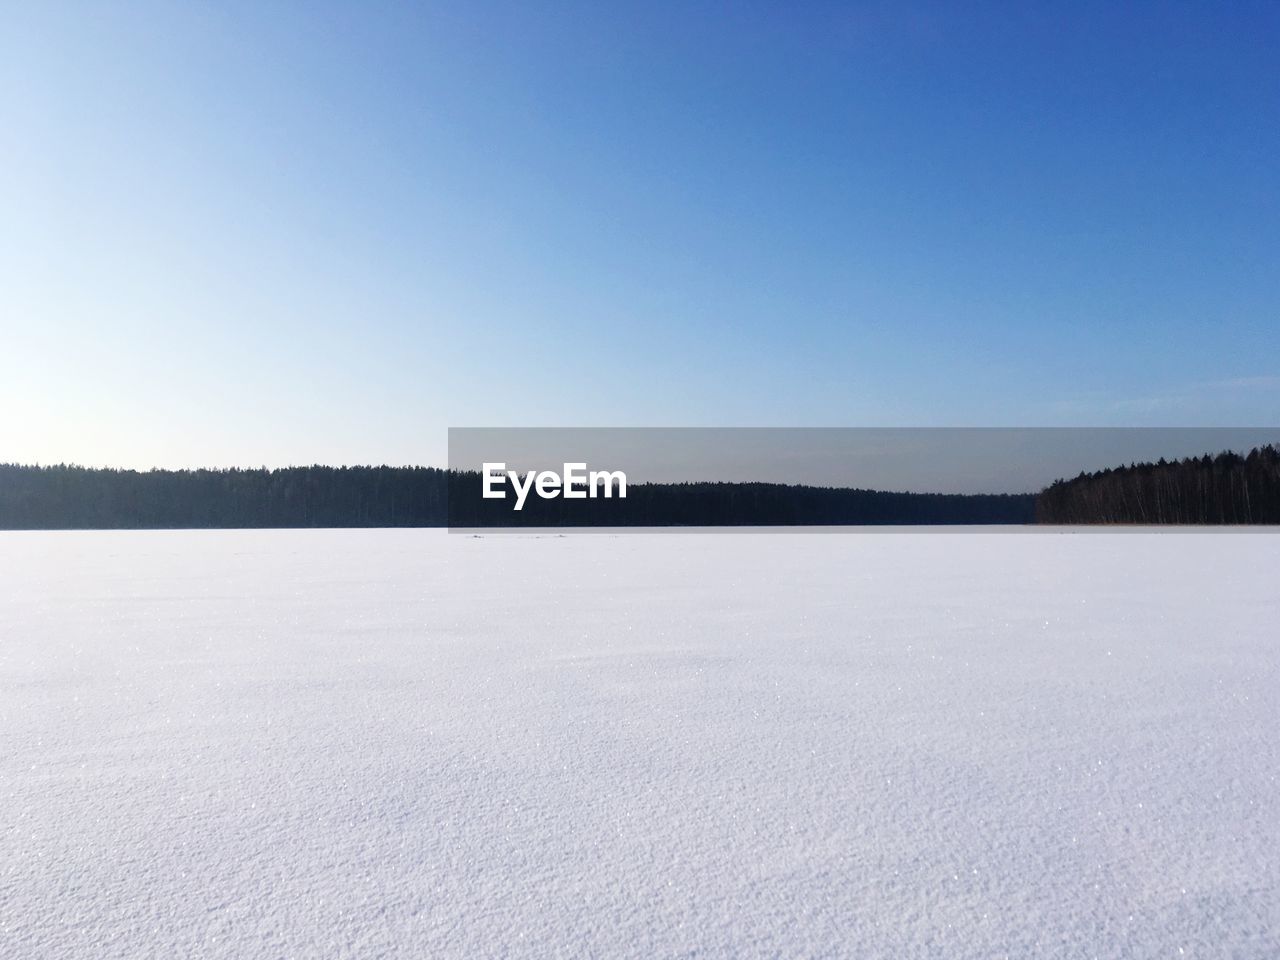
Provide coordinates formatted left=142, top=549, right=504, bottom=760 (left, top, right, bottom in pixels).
left=1048, top=374, right=1280, bottom=421
left=1202, top=375, right=1280, bottom=391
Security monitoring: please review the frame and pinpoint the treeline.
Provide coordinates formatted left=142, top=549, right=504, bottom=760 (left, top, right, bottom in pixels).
left=1035, top=444, right=1280, bottom=524
left=447, top=474, right=1035, bottom=526
left=0, top=463, right=1035, bottom=528
left=0, top=464, right=449, bottom=529
left=9, top=452, right=1280, bottom=528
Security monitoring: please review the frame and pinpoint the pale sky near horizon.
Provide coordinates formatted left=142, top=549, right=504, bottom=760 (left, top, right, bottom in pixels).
left=3, top=2, right=1278, bottom=470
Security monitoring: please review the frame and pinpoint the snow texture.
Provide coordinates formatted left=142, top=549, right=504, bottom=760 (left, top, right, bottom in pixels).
left=1, top=529, right=1277, bottom=959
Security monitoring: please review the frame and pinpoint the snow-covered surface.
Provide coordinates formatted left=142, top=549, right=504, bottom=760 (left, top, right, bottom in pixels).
left=2, top=529, right=1277, bottom=959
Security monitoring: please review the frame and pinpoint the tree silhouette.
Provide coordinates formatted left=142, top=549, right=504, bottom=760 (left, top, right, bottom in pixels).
left=1035, top=444, right=1280, bottom=524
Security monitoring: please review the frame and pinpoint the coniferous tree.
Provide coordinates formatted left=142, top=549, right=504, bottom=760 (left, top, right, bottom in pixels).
left=1035, top=445, right=1280, bottom=524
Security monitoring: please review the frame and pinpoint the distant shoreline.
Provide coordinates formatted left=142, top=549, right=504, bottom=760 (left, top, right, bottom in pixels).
left=4, top=446, right=1278, bottom=528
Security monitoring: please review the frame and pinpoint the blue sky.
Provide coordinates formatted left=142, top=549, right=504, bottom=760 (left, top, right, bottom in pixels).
left=3, top=1, right=1278, bottom=468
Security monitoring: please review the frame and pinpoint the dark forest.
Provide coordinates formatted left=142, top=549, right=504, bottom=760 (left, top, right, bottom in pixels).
left=5, top=446, right=1279, bottom=528
left=1035, top=444, right=1280, bottom=524
left=0, top=463, right=1033, bottom=528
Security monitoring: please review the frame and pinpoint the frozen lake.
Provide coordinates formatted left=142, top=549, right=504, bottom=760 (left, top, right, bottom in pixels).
left=2, top=529, right=1277, bottom=958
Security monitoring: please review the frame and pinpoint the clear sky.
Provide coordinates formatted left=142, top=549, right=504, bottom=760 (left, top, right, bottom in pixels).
left=3, top=1, right=1278, bottom=469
